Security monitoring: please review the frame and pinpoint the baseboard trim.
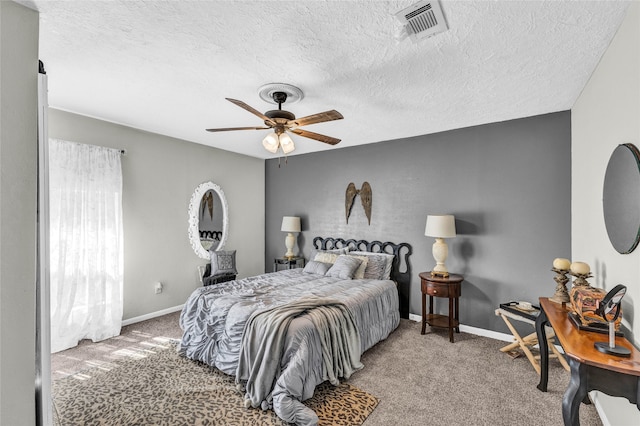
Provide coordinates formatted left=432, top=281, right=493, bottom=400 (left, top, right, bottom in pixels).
left=407, top=313, right=513, bottom=342
left=121, top=304, right=184, bottom=327
left=590, top=392, right=610, bottom=426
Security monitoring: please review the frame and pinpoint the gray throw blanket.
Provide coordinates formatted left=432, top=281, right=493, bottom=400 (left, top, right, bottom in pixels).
left=235, top=296, right=363, bottom=411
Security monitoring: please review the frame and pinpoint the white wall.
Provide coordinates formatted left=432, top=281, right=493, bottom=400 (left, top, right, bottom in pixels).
left=0, top=1, right=38, bottom=424
left=48, top=109, right=265, bottom=320
left=572, top=2, right=640, bottom=424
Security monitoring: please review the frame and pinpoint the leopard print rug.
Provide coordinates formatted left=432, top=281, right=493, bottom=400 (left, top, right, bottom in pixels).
left=53, top=342, right=378, bottom=425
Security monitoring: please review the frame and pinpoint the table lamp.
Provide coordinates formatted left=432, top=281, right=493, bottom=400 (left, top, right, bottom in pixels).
left=281, top=216, right=301, bottom=259
left=594, top=284, right=630, bottom=357
left=425, top=214, right=456, bottom=277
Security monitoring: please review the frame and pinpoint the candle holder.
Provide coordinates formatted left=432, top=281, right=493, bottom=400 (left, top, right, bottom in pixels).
left=550, top=267, right=570, bottom=304
left=570, top=271, right=592, bottom=287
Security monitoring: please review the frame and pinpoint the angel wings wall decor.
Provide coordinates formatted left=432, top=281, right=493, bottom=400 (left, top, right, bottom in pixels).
left=345, top=182, right=372, bottom=225
left=200, top=190, right=214, bottom=220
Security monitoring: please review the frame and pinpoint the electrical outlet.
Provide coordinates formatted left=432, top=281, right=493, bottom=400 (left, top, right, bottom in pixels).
left=154, top=282, right=163, bottom=294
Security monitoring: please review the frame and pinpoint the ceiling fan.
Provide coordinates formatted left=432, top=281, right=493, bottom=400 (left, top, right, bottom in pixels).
left=206, top=84, right=343, bottom=155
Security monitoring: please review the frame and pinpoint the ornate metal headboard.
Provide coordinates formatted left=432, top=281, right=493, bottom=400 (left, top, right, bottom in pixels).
left=199, top=230, right=222, bottom=240
left=312, top=236, right=413, bottom=319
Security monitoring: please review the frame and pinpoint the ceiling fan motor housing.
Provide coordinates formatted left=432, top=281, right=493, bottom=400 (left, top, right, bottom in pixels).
left=265, top=109, right=296, bottom=121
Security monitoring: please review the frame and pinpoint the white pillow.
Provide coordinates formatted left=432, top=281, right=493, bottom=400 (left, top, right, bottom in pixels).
left=314, top=252, right=340, bottom=264
left=309, top=248, right=348, bottom=262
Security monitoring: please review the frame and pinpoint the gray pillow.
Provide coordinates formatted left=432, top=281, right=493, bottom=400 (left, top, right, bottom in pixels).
left=210, top=250, right=237, bottom=276
left=302, top=260, right=333, bottom=275
left=349, top=251, right=395, bottom=280
left=326, top=255, right=363, bottom=280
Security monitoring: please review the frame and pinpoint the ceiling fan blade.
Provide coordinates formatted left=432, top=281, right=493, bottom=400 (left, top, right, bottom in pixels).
left=288, top=110, right=343, bottom=127
left=206, top=126, right=270, bottom=132
left=226, top=98, right=276, bottom=126
left=290, top=128, right=341, bottom=145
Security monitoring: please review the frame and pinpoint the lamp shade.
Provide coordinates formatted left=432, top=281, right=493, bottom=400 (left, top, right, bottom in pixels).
left=279, top=133, right=295, bottom=154
left=425, top=215, right=456, bottom=238
left=281, top=216, right=301, bottom=233
left=262, top=133, right=279, bottom=153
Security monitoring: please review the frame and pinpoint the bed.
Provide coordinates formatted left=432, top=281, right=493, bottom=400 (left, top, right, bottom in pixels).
left=178, top=236, right=412, bottom=425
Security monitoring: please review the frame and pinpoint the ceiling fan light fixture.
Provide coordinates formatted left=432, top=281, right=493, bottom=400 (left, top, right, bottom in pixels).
left=262, top=132, right=279, bottom=153
left=208, top=88, right=343, bottom=155
left=279, top=133, right=295, bottom=154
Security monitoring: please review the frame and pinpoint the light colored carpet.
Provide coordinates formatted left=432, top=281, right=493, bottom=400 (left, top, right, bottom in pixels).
left=349, top=319, right=602, bottom=426
left=51, top=313, right=602, bottom=426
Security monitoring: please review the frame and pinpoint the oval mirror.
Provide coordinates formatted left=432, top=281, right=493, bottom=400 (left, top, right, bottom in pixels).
left=188, top=182, right=228, bottom=259
left=603, top=143, right=640, bottom=254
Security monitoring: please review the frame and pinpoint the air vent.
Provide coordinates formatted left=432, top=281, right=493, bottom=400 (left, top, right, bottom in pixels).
left=395, top=0, right=448, bottom=42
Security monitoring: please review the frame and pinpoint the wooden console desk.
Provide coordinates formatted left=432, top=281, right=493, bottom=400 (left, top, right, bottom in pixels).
left=535, top=297, right=640, bottom=426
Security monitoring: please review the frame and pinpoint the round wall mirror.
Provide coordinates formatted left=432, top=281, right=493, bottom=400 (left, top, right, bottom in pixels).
left=603, top=143, right=640, bottom=254
left=188, top=182, right=228, bottom=259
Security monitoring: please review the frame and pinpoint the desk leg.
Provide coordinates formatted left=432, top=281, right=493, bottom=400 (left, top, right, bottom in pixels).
left=421, top=291, right=426, bottom=335
left=563, top=358, right=588, bottom=426
left=536, top=307, right=550, bottom=392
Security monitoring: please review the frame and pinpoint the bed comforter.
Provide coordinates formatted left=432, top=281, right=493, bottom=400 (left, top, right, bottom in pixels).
left=178, top=268, right=400, bottom=425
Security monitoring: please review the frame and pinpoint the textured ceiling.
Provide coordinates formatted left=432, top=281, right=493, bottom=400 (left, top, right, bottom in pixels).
left=18, top=0, right=631, bottom=159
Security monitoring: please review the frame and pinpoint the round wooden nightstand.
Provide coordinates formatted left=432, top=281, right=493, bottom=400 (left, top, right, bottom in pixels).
left=419, top=272, right=464, bottom=343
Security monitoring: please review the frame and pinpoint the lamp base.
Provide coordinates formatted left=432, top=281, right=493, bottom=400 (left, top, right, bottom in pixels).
left=430, top=270, right=449, bottom=278
left=284, top=233, right=296, bottom=259
left=594, top=341, right=631, bottom=357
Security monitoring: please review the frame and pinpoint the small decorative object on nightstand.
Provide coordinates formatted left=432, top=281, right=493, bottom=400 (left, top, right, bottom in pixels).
left=420, top=271, right=463, bottom=343
left=424, top=214, right=456, bottom=278
left=274, top=256, right=305, bottom=272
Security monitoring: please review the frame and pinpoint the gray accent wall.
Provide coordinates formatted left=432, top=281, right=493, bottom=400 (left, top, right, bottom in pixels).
left=49, top=109, right=265, bottom=320
left=266, top=111, right=571, bottom=334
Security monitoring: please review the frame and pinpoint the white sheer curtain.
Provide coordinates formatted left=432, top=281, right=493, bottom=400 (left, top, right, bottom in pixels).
left=49, top=139, right=123, bottom=353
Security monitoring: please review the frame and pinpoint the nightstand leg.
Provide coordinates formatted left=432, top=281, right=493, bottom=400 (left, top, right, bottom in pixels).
left=421, top=291, right=426, bottom=335
left=455, top=296, right=460, bottom=333
left=449, top=296, right=454, bottom=343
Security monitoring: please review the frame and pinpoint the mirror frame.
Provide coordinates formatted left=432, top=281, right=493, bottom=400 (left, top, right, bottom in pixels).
left=603, top=143, right=640, bottom=254
left=188, top=181, right=229, bottom=259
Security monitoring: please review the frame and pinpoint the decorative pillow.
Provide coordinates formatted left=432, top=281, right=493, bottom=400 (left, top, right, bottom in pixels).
left=210, top=250, right=237, bottom=276
left=309, top=248, right=349, bottom=263
left=314, top=252, right=340, bottom=264
left=302, top=261, right=333, bottom=276
left=326, top=255, right=363, bottom=280
left=349, top=251, right=395, bottom=280
left=347, top=255, right=369, bottom=279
